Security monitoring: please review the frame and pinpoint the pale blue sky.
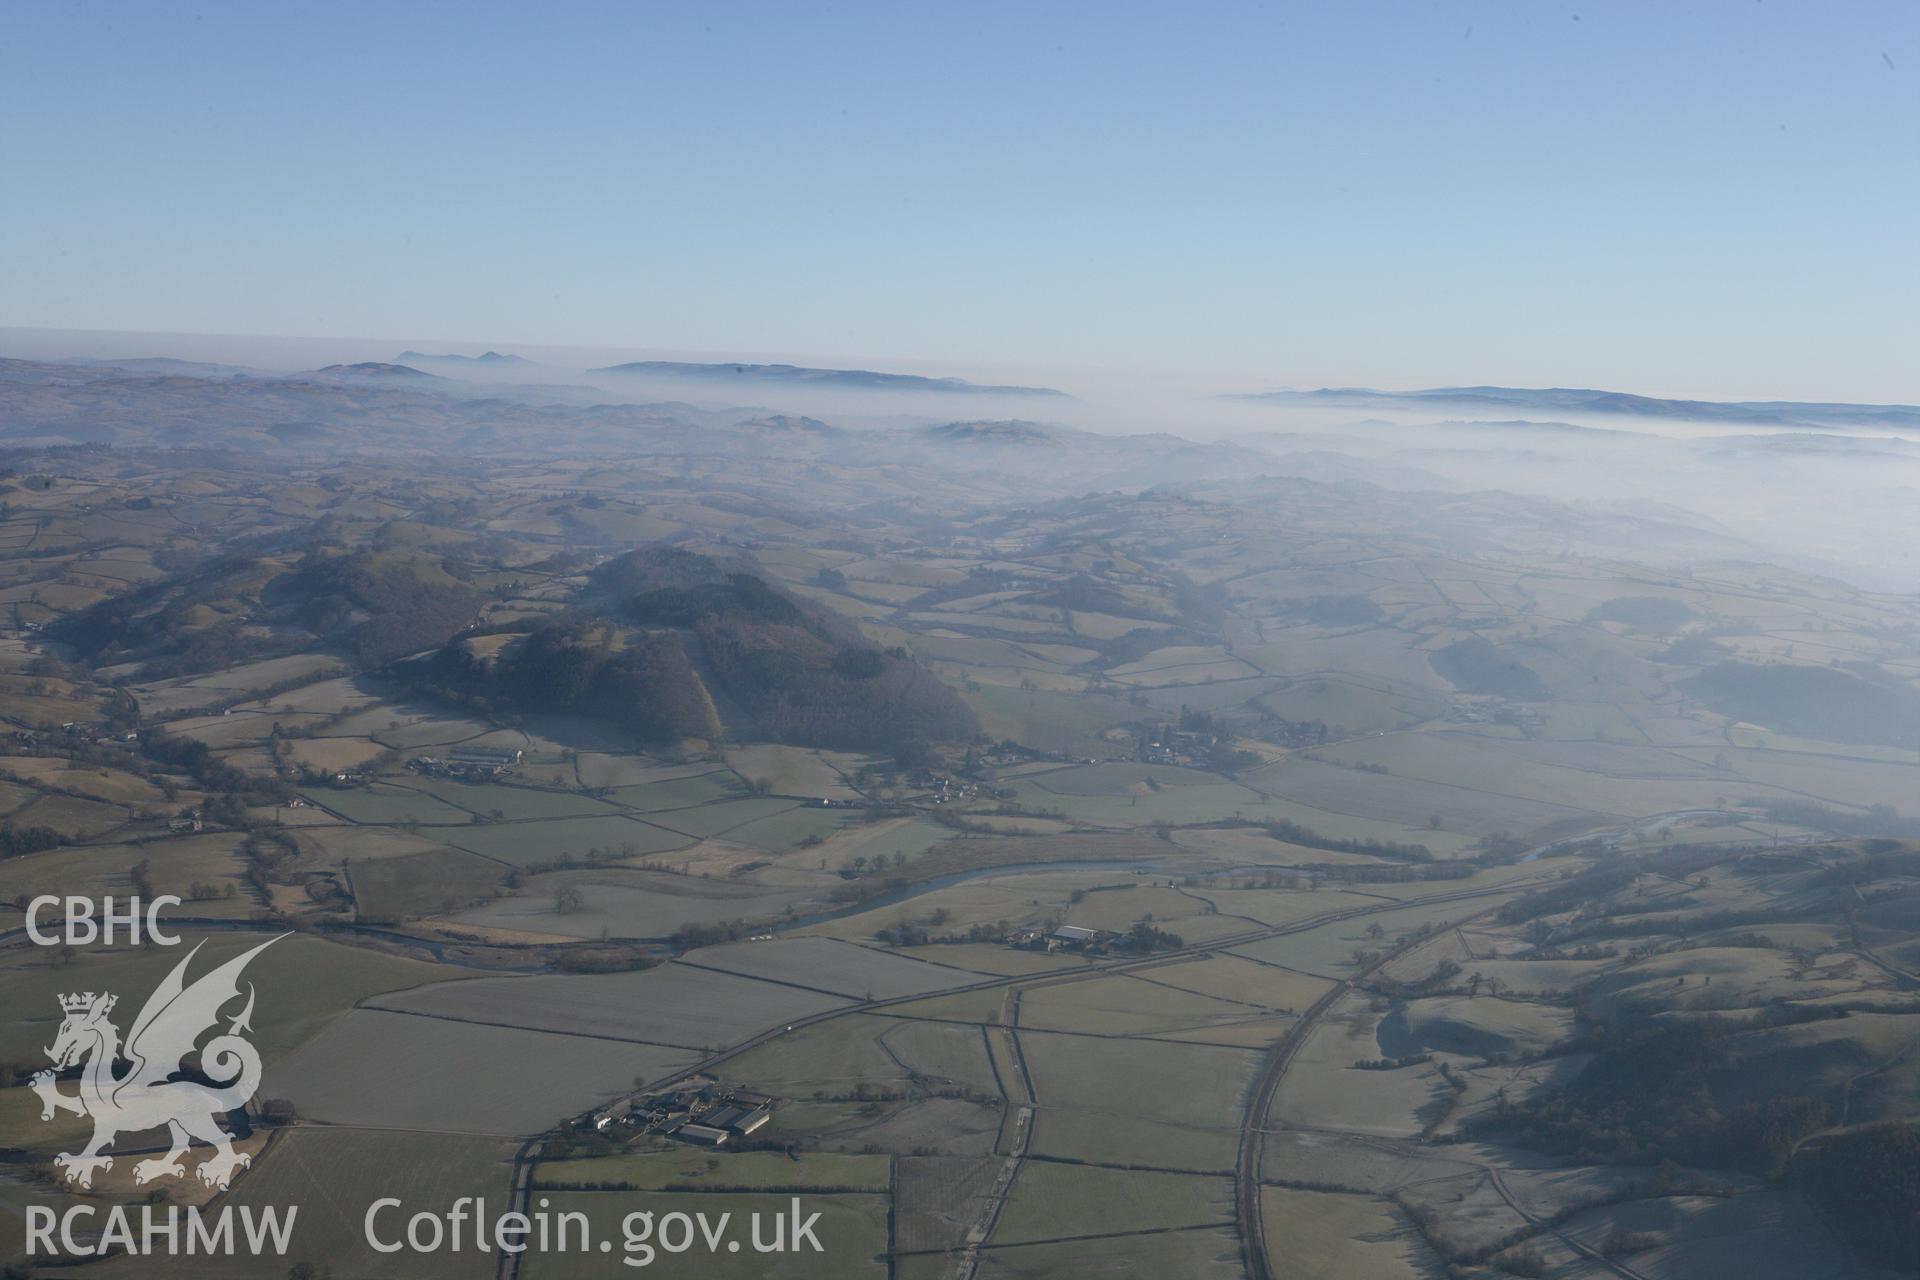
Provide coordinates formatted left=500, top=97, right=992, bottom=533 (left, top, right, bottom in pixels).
left=3, top=1, right=1915, bottom=398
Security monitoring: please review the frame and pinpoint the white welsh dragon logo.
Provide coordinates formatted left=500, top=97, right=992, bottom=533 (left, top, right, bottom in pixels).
left=30, top=936, right=282, bottom=1191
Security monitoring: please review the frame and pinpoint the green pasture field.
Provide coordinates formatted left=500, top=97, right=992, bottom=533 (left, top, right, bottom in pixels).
left=285, top=822, right=454, bottom=865
left=0, top=776, right=37, bottom=814
left=575, top=754, right=718, bottom=790
left=1259, top=1187, right=1441, bottom=1280
left=0, top=833, right=251, bottom=914
left=0, top=929, right=452, bottom=1069
left=1214, top=791, right=1481, bottom=856
left=876, top=985, right=1015, bottom=1026
left=723, top=744, right=869, bottom=800
left=135, top=1128, right=518, bottom=1280
left=710, top=1013, right=906, bottom=1095
left=893, top=1154, right=1000, bottom=1255
left=449, top=867, right=826, bottom=939
left=536, top=1149, right=889, bottom=1193
left=10, top=791, right=130, bottom=838
left=365, top=962, right=850, bottom=1051
left=1268, top=992, right=1444, bottom=1138
left=1028, top=761, right=1230, bottom=794
left=367, top=715, right=508, bottom=751
left=962, top=684, right=1141, bottom=758
left=444, top=814, right=693, bottom=865
left=1016, top=1029, right=1257, bottom=1131
left=1324, top=730, right=1785, bottom=819
left=1060, top=883, right=1239, bottom=930
left=233, top=673, right=377, bottom=716
left=804, top=817, right=953, bottom=867
left=1256, top=677, right=1443, bottom=735
left=265, top=1008, right=697, bottom=1134
left=645, top=796, right=801, bottom=839
left=713, top=805, right=850, bottom=853
left=1026, top=1107, right=1239, bottom=1173
left=798, top=1093, right=1002, bottom=1157
left=352, top=845, right=507, bottom=921
left=1006, top=776, right=1268, bottom=827
left=1531, top=701, right=1652, bottom=743
left=1168, top=826, right=1397, bottom=868
left=409, top=778, right=623, bottom=820
left=1229, top=895, right=1518, bottom=977
left=1582, top=946, right=1888, bottom=1022
left=879, top=1018, right=1003, bottom=1095
left=1128, top=952, right=1338, bottom=1013
left=608, top=769, right=744, bottom=811
left=1240, top=757, right=1608, bottom=841
left=0, top=758, right=165, bottom=805
left=1061, top=609, right=1158, bottom=641
left=1017, top=972, right=1278, bottom=1042
left=1134, top=675, right=1288, bottom=714
left=283, top=736, right=387, bottom=773
left=1354, top=858, right=1565, bottom=901
left=303, top=783, right=476, bottom=826
left=517, top=1191, right=889, bottom=1280
left=992, top=1161, right=1234, bottom=1246
left=1239, top=629, right=1455, bottom=696
left=895, top=944, right=1085, bottom=977
left=1188, top=886, right=1377, bottom=930
left=794, top=870, right=1125, bottom=945
left=129, top=654, right=347, bottom=716
left=975, top=1224, right=1242, bottom=1280
left=1679, top=745, right=1920, bottom=811
left=687, top=936, right=979, bottom=1000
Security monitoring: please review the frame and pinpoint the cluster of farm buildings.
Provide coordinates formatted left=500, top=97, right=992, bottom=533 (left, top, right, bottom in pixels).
left=406, top=746, right=524, bottom=780
left=584, top=1083, right=774, bottom=1148
left=1007, top=923, right=1119, bottom=953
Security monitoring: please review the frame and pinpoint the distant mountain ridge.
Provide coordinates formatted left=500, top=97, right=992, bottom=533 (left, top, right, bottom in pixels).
left=397, top=350, right=534, bottom=366
left=923, top=420, right=1058, bottom=443
left=1231, top=385, right=1920, bottom=430
left=313, top=362, right=440, bottom=379
left=589, top=360, right=1067, bottom=398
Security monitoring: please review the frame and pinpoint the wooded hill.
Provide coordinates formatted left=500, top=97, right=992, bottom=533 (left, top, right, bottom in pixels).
left=594, top=547, right=978, bottom=752
left=402, top=547, right=978, bottom=753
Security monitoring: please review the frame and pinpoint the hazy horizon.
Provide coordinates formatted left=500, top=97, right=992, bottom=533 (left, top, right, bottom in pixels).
left=5, top=2, right=1917, bottom=400
left=6, top=323, right=1919, bottom=412
left=4, top=9, right=1920, bottom=1273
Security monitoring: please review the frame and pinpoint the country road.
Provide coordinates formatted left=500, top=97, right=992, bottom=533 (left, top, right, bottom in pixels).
left=495, top=872, right=1559, bottom=1280
left=1232, top=899, right=1509, bottom=1280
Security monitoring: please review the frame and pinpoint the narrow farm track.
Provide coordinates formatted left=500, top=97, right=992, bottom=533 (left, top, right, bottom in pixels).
left=958, top=987, right=1035, bottom=1279
left=1485, top=1164, right=1654, bottom=1280
left=494, top=1137, right=542, bottom=1280
left=492, top=873, right=1555, bottom=1280
left=1234, top=900, right=1509, bottom=1280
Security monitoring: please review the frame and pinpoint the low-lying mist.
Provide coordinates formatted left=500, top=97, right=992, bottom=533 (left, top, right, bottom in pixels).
left=5, top=325, right=1917, bottom=591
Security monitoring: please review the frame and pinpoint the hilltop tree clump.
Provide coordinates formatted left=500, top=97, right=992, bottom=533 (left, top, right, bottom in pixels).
left=1682, top=660, right=1920, bottom=749
left=266, top=549, right=484, bottom=667
left=52, top=555, right=296, bottom=676
left=408, top=619, right=721, bottom=745
left=1469, top=1019, right=1830, bottom=1176
left=592, top=547, right=979, bottom=752
left=1795, top=1123, right=1920, bottom=1271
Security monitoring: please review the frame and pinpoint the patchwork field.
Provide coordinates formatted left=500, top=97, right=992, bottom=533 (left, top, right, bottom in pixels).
left=265, top=1009, right=696, bottom=1133
left=0, top=358, right=1913, bottom=1280
left=364, top=963, right=853, bottom=1050
left=131, top=1129, right=517, bottom=1280
left=686, top=936, right=982, bottom=1000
